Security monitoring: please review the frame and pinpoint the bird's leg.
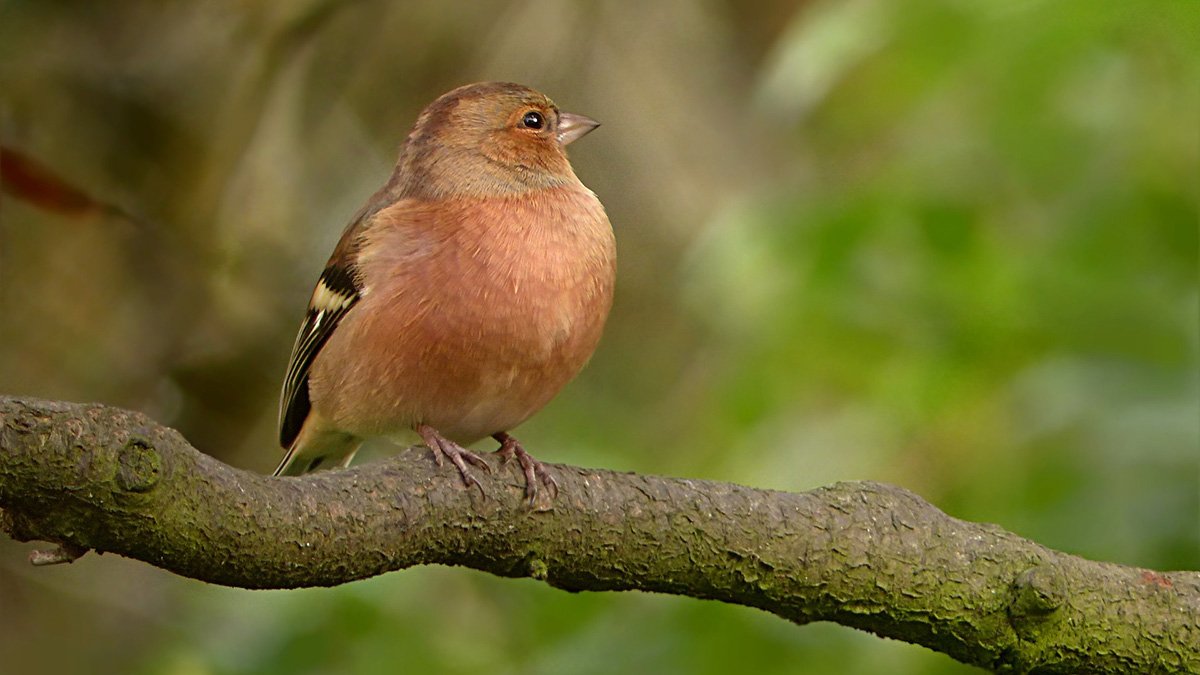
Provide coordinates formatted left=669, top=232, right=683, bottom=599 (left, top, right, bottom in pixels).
left=416, top=423, right=491, bottom=493
left=492, top=432, right=559, bottom=504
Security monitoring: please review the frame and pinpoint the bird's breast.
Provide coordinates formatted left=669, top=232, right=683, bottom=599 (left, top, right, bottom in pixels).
left=315, top=184, right=615, bottom=441
left=449, top=187, right=615, bottom=354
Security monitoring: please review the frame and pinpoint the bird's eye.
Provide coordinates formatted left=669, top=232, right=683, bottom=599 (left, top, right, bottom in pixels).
left=520, top=111, right=545, bottom=130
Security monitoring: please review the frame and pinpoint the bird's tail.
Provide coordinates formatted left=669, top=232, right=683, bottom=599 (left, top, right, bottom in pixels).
left=274, top=425, right=363, bottom=477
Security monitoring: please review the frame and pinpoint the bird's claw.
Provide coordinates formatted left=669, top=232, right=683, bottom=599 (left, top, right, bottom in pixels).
left=494, top=432, right=559, bottom=506
left=418, top=424, right=490, bottom=494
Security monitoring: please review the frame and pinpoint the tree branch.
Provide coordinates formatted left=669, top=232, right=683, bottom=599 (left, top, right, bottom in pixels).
left=0, top=396, right=1195, bottom=672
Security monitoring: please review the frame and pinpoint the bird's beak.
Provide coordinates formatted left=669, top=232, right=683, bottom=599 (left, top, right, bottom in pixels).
left=557, top=112, right=600, bottom=146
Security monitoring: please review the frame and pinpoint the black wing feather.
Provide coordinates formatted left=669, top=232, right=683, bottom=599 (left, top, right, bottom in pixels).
left=278, top=263, right=361, bottom=448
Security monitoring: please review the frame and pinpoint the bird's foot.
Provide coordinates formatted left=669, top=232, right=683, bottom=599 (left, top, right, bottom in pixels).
left=417, top=424, right=491, bottom=494
left=493, top=432, right=559, bottom=506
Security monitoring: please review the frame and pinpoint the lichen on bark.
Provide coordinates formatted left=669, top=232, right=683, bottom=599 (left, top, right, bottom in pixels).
left=1, top=396, right=1197, bottom=673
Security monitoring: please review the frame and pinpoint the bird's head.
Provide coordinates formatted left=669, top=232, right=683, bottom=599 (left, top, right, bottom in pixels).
left=396, top=82, right=600, bottom=199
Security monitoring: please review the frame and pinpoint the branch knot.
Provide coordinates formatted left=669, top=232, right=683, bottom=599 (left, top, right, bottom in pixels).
left=1009, top=563, right=1067, bottom=637
left=116, top=437, right=161, bottom=493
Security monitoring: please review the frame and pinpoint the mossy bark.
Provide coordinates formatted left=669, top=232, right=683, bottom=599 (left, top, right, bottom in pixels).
left=1, top=396, right=1196, bottom=673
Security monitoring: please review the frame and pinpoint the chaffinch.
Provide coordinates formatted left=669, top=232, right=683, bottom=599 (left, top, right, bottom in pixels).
left=274, top=82, right=615, bottom=503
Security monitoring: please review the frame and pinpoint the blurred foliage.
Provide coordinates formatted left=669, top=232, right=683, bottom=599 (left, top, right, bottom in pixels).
left=1, top=1, right=1196, bottom=674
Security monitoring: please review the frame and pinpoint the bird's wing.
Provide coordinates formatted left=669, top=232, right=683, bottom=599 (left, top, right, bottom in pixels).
left=278, top=223, right=367, bottom=451
left=277, top=171, right=411, bottom=454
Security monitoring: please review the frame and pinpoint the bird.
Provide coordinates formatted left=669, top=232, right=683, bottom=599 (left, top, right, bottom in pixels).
left=273, top=82, right=616, bottom=503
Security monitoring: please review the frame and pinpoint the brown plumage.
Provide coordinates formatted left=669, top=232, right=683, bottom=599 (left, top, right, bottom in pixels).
left=275, top=82, right=615, bottom=502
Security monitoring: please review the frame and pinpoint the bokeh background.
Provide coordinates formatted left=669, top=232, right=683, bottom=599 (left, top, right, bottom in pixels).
left=1, top=1, right=1196, bottom=673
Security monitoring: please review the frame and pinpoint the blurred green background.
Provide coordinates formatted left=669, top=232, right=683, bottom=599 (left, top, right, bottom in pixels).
left=1, top=1, right=1196, bottom=673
